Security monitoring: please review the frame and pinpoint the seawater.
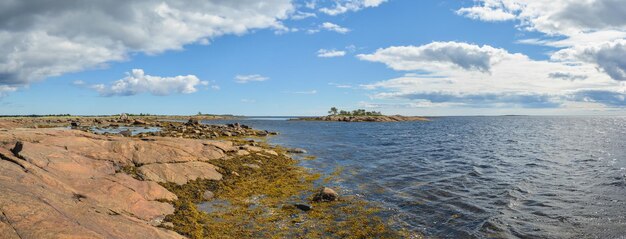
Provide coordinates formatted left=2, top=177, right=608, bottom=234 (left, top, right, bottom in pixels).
left=206, top=116, right=626, bottom=238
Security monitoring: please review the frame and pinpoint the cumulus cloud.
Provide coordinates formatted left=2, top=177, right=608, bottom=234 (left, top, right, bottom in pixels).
left=357, top=42, right=518, bottom=73
left=552, top=40, right=626, bottom=81
left=360, top=41, right=624, bottom=108
left=90, top=69, right=208, bottom=96
left=0, top=0, right=293, bottom=94
left=234, top=74, right=269, bottom=83
left=320, top=22, right=350, bottom=34
left=317, top=49, right=346, bottom=58
left=457, top=0, right=626, bottom=36
left=319, top=0, right=387, bottom=15
left=457, top=1, right=626, bottom=85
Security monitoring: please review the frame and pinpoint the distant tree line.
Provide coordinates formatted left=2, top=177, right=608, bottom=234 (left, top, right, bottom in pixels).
left=0, top=114, right=71, bottom=118
left=327, top=107, right=382, bottom=116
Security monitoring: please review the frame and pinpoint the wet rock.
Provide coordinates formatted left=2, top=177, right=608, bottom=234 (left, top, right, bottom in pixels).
left=119, top=129, right=132, bottom=137
left=312, top=187, right=339, bottom=202
left=294, top=203, right=313, bottom=211
left=288, top=148, right=307, bottom=154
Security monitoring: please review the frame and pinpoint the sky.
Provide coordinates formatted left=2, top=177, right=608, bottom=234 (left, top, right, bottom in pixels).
left=1, top=0, right=626, bottom=116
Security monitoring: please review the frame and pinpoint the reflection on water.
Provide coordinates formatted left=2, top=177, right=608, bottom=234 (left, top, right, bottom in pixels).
left=204, top=116, right=626, bottom=238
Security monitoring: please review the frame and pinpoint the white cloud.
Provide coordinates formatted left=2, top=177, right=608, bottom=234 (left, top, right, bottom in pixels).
left=234, top=74, right=269, bottom=83
left=241, top=99, right=256, bottom=103
left=359, top=41, right=625, bottom=108
left=90, top=69, right=208, bottom=96
left=319, top=0, right=387, bottom=15
left=0, top=0, right=294, bottom=94
left=552, top=39, right=626, bottom=81
left=458, top=0, right=626, bottom=84
left=321, top=22, right=350, bottom=34
left=291, top=11, right=317, bottom=20
left=0, top=85, right=17, bottom=97
left=317, top=49, right=346, bottom=58
left=357, top=41, right=517, bottom=73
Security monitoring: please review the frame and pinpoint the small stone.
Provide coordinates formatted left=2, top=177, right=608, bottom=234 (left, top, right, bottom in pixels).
left=203, top=190, right=215, bottom=200
left=119, top=129, right=132, bottom=137
left=312, top=187, right=339, bottom=202
left=161, top=222, right=174, bottom=228
left=231, top=171, right=240, bottom=176
left=294, top=203, right=313, bottom=211
left=242, top=163, right=260, bottom=170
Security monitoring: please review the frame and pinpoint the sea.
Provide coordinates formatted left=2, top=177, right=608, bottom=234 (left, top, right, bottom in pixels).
left=205, top=116, right=626, bottom=239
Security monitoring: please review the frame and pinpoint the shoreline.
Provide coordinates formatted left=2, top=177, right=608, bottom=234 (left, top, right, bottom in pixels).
left=0, top=116, right=416, bottom=238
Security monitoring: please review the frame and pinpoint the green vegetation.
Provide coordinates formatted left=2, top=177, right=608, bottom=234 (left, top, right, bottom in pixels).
left=328, top=107, right=382, bottom=116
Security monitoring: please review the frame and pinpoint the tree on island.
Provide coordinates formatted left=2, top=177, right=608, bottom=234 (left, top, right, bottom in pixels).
left=328, top=107, right=338, bottom=116
left=327, top=107, right=382, bottom=116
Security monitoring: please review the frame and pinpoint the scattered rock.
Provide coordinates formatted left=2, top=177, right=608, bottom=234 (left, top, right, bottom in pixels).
left=294, top=203, right=313, bottom=211
left=242, top=163, right=260, bottom=170
left=186, top=118, right=199, bottom=125
left=119, top=129, right=132, bottom=137
left=133, top=119, right=147, bottom=125
left=203, top=190, right=215, bottom=201
left=312, top=187, right=339, bottom=202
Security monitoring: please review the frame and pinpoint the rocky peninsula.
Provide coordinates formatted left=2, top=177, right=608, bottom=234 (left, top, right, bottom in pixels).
left=0, top=116, right=414, bottom=239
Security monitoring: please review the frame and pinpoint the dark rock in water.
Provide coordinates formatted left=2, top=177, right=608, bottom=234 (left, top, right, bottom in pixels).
left=70, top=121, right=80, bottom=127
left=186, top=118, right=199, bottom=125
left=288, top=148, right=307, bottom=154
left=312, top=187, right=339, bottom=202
left=294, top=203, right=313, bottom=211
left=119, top=129, right=132, bottom=137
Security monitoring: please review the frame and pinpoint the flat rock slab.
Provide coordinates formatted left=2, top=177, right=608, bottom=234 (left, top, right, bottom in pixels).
left=0, top=128, right=236, bottom=238
left=139, top=161, right=222, bottom=185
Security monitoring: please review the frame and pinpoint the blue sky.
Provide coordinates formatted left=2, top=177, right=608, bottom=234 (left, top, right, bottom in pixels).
left=1, top=0, right=625, bottom=116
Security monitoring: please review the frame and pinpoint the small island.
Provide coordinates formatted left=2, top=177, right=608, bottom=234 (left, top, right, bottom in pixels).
left=296, top=107, right=429, bottom=122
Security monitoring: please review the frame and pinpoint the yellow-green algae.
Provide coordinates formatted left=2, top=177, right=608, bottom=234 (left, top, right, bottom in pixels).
left=159, top=147, right=418, bottom=239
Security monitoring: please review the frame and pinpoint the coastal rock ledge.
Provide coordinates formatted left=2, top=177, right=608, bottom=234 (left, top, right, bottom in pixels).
left=0, top=128, right=240, bottom=239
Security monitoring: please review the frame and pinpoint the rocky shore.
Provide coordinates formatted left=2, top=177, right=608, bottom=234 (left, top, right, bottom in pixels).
left=0, top=116, right=413, bottom=239
left=297, top=115, right=429, bottom=122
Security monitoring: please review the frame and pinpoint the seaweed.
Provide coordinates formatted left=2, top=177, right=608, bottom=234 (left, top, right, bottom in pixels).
left=160, top=150, right=417, bottom=239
